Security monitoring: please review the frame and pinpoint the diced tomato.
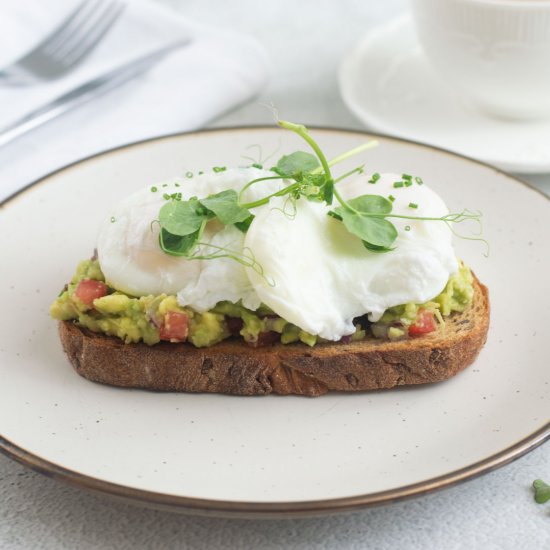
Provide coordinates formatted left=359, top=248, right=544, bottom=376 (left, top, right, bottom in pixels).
left=408, top=309, right=437, bottom=337
left=74, top=279, right=108, bottom=305
left=159, top=311, right=189, bottom=342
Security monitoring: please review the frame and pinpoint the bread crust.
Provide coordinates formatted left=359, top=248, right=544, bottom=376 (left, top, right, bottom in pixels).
left=58, top=278, right=489, bottom=397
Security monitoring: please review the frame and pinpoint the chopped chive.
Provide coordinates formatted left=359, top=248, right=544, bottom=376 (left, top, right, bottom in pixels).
left=162, top=183, right=168, bottom=188
left=393, top=181, right=404, bottom=188
left=185, top=171, right=193, bottom=178
left=174, top=182, right=180, bottom=187
left=213, top=166, right=227, bottom=173
left=368, top=172, right=381, bottom=184
left=408, top=202, right=418, bottom=209
left=415, top=176, right=423, bottom=185
left=198, top=171, right=204, bottom=175
left=388, top=195, right=396, bottom=202
left=404, top=180, right=413, bottom=187
left=162, top=193, right=171, bottom=200
left=405, top=225, right=411, bottom=231
left=252, top=163, right=263, bottom=169
left=110, top=216, right=116, bottom=223
left=402, top=173, right=412, bottom=181
left=150, top=186, right=158, bottom=192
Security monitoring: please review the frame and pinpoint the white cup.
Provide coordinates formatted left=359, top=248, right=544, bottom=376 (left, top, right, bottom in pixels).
left=411, top=0, right=550, bottom=120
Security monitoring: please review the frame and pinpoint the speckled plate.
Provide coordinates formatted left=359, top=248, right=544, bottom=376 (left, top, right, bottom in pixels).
left=0, top=127, right=548, bottom=518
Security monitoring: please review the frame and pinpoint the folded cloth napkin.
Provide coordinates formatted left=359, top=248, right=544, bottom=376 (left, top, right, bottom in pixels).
left=0, top=0, right=269, bottom=202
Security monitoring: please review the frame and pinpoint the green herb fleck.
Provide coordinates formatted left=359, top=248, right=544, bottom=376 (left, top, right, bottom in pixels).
left=110, top=216, right=116, bottom=223
left=415, top=176, right=423, bottom=185
left=185, top=172, right=193, bottom=179
left=174, top=182, right=180, bottom=187
left=533, top=479, right=550, bottom=504
left=162, top=183, right=168, bottom=188
left=402, top=173, right=412, bottom=181
left=198, top=171, right=204, bottom=175
left=388, top=195, right=395, bottom=202
left=393, top=181, right=404, bottom=188
left=151, top=186, right=158, bottom=192
left=408, top=202, right=418, bottom=209
left=405, top=225, right=411, bottom=231
left=162, top=193, right=171, bottom=200
left=252, top=163, right=263, bottom=169
left=368, top=172, right=380, bottom=184
left=213, top=166, right=227, bottom=173
left=404, top=179, right=413, bottom=187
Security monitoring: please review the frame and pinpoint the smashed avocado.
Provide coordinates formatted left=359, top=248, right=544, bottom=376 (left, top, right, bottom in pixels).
left=50, top=259, right=475, bottom=348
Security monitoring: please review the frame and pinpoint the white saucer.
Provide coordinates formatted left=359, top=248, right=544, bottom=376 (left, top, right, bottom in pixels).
left=339, top=15, right=550, bottom=174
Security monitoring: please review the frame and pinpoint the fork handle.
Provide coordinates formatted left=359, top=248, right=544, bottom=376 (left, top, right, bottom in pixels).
left=0, top=41, right=188, bottom=148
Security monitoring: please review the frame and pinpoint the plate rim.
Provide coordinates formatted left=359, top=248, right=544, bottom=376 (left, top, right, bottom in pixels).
left=1, top=125, right=549, bottom=518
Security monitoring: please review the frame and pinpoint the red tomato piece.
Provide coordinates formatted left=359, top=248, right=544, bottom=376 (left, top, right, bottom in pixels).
left=159, top=311, right=189, bottom=342
left=74, top=279, right=108, bottom=305
left=408, top=309, right=437, bottom=337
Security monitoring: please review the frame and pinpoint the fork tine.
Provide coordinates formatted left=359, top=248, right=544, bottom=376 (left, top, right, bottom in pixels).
left=44, top=0, right=114, bottom=58
left=55, top=2, right=125, bottom=68
left=33, top=0, right=100, bottom=55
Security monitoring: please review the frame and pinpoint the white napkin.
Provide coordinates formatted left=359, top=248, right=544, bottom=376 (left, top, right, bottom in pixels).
left=0, top=0, right=269, bottom=202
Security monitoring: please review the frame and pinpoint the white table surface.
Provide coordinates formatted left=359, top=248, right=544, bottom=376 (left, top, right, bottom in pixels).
left=1, top=1, right=549, bottom=548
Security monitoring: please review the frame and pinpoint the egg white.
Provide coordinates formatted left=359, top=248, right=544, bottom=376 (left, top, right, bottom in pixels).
left=98, top=170, right=458, bottom=342
left=97, top=167, right=279, bottom=300
left=244, top=173, right=458, bottom=340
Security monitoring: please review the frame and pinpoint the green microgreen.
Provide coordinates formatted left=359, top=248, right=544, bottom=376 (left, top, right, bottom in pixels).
left=369, top=172, right=380, bottom=184
left=533, top=479, right=550, bottom=505
left=154, top=120, right=486, bottom=267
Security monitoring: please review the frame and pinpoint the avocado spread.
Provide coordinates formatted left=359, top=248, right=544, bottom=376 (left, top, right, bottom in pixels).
left=50, top=259, right=474, bottom=347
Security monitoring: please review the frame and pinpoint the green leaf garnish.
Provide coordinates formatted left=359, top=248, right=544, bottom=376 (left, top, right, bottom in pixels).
left=533, top=479, right=550, bottom=504
left=159, top=226, right=203, bottom=257
left=158, top=199, right=206, bottom=237
left=199, top=190, right=252, bottom=225
left=333, top=208, right=397, bottom=249
left=272, top=151, right=320, bottom=178
left=234, top=214, right=255, bottom=233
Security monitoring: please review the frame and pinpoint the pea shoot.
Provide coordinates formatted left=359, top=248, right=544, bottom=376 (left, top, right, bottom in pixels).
left=155, top=120, right=485, bottom=267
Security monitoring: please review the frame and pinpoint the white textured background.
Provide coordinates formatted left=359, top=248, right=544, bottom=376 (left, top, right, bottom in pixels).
left=1, top=1, right=549, bottom=548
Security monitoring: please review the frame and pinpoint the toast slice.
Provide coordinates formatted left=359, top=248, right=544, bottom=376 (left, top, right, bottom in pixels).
left=58, top=276, right=489, bottom=397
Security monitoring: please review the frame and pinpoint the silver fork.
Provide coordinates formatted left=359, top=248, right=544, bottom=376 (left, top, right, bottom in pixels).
left=0, top=0, right=125, bottom=85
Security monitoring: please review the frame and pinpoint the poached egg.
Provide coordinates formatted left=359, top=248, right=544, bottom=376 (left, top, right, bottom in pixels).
left=97, top=169, right=458, bottom=341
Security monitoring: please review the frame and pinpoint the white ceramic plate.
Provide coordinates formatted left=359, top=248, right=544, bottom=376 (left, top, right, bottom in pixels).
left=0, top=127, right=548, bottom=517
left=339, top=15, right=550, bottom=174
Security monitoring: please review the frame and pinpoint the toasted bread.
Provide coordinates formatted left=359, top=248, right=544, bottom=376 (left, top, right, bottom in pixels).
left=58, top=276, right=489, bottom=397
